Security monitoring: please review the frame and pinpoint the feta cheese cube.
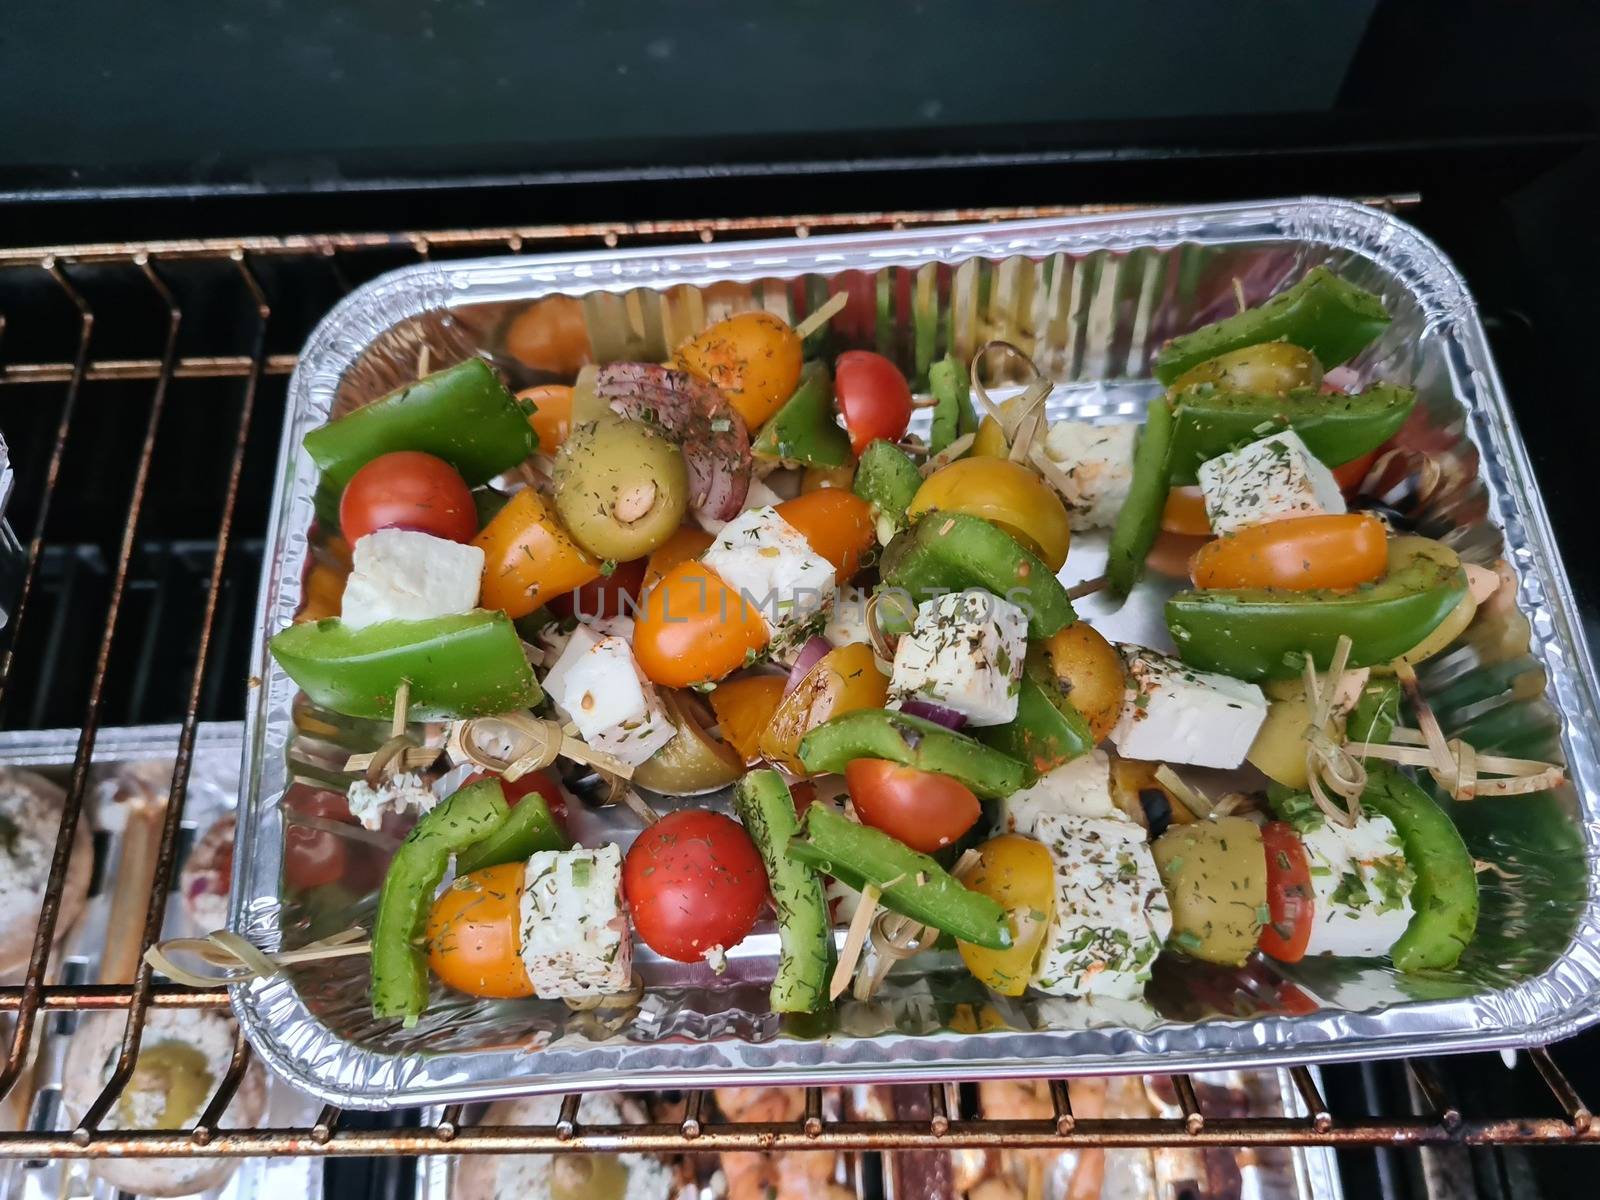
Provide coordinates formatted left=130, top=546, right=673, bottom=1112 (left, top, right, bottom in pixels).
left=340, top=529, right=484, bottom=630
left=1110, top=647, right=1268, bottom=769
left=1031, top=814, right=1172, bottom=1001
left=1002, top=749, right=1119, bottom=835
left=345, top=771, right=437, bottom=831
left=823, top=586, right=872, bottom=649
left=545, top=631, right=677, bottom=768
left=701, top=506, right=836, bottom=648
left=519, top=844, right=632, bottom=998
left=887, top=590, right=1028, bottom=727
left=696, top=476, right=784, bottom=534
left=1300, top=810, right=1416, bottom=959
left=1041, top=420, right=1138, bottom=531
left=1196, top=429, right=1346, bottom=534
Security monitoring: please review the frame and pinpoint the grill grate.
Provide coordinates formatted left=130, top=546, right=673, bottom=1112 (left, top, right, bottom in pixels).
left=1, top=203, right=1596, bottom=1161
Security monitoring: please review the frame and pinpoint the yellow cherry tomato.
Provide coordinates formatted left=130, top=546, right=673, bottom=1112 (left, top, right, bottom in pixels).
left=676, top=311, right=803, bottom=431
left=907, top=457, right=1072, bottom=571
left=970, top=414, right=1009, bottom=458
left=474, top=489, right=601, bottom=618
left=518, top=384, right=574, bottom=454
left=759, top=642, right=889, bottom=774
left=801, top=462, right=856, bottom=492
left=1041, top=621, right=1126, bottom=744
left=709, top=675, right=788, bottom=763
left=956, top=835, right=1055, bottom=996
left=633, top=560, right=769, bottom=688
left=426, top=863, right=534, bottom=999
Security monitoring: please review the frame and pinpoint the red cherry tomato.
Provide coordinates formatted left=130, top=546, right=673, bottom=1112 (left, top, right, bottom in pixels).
left=464, top=769, right=568, bottom=834
left=834, top=351, right=913, bottom=457
left=281, top=788, right=353, bottom=891
left=1258, top=821, right=1313, bottom=964
left=546, top=557, right=647, bottom=626
left=622, top=810, right=768, bottom=962
left=339, top=450, right=477, bottom=543
left=1332, top=447, right=1382, bottom=493
left=844, top=759, right=981, bottom=853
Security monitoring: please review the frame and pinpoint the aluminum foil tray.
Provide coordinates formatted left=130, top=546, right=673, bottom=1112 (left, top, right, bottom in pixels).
left=235, top=199, right=1600, bottom=1108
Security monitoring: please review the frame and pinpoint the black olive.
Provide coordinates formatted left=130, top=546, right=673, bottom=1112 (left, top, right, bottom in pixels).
left=1140, top=788, right=1173, bottom=838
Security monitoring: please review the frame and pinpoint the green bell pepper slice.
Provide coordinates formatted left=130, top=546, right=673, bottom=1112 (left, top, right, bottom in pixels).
left=854, top=440, right=924, bottom=534
left=1347, top=677, right=1403, bottom=746
left=1106, top=394, right=1176, bottom=595
left=752, top=362, right=852, bottom=467
left=789, top=804, right=1012, bottom=950
left=456, top=786, right=569, bottom=875
left=1165, top=540, right=1467, bottom=681
left=270, top=610, right=543, bottom=720
left=928, top=353, right=978, bottom=456
left=977, top=647, right=1095, bottom=773
left=1355, top=764, right=1479, bottom=972
left=1153, top=267, right=1391, bottom=385
left=303, top=359, right=536, bottom=494
left=1167, top=384, right=1415, bottom=484
left=798, top=708, right=1033, bottom=799
left=371, top=778, right=510, bottom=1021
left=733, top=770, right=831, bottom=1012
left=879, top=512, right=1074, bottom=638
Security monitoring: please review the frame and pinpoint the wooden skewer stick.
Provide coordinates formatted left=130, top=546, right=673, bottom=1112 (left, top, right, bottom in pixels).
left=793, top=291, right=849, bottom=341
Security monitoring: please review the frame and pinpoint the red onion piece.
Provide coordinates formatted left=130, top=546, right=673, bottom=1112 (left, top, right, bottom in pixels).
left=899, top=699, right=967, bottom=730
left=784, top=636, right=834, bottom=695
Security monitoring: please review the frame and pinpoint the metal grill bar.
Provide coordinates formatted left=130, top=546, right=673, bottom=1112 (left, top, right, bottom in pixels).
left=0, top=199, right=1591, bottom=1162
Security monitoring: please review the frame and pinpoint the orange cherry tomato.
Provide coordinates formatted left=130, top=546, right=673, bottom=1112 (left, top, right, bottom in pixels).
left=759, top=642, right=889, bottom=775
left=845, top=759, right=981, bottom=853
left=775, top=489, right=875, bottom=580
left=632, top=560, right=770, bottom=688
left=547, top=556, right=646, bottom=626
left=1160, top=485, right=1212, bottom=536
left=677, top=311, right=804, bottom=431
left=1146, top=530, right=1211, bottom=579
left=519, top=384, right=574, bottom=454
left=709, top=675, right=788, bottom=763
left=474, top=489, right=601, bottom=618
left=1332, top=447, right=1381, bottom=493
left=340, top=451, right=477, bottom=544
left=834, top=351, right=913, bottom=456
left=1189, top=513, right=1388, bottom=591
left=505, top=295, right=592, bottom=376
left=1258, top=821, right=1313, bottom=964
left=643, top=525, right=716, bottom=591
left=907, top=457, right=1073, bottom=572
left=426, top=863, right=534, bottom=999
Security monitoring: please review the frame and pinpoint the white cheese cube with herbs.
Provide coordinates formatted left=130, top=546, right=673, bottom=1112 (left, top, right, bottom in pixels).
left=887, top=590, right=1028, bottom=727
left=1041, top=420, right=1138, bottom=531
left=1111, top=647, right=1268, bottom=769
left=547, top=633, right=676, bottom=768
left=339, top=528, right=484, bottom=630
left=1003, top=749, right=1119, bottom=834
left=1196, top=429, right=1346, bottom=534
left=700, top=506, right=836, bottom=648
left=519, top=844, right=631, bottom=998
left=1297, top=808, right=1417, bottom=959
left=1031, top=813, right=1172, bottom=1001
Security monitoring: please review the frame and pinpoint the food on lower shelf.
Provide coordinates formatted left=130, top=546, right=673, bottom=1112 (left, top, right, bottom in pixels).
left=62, top=1008, right=266, bottom=1197
left=452, top=1093, right=674, bottom=1200
left=267, top=267, right=1535, bottom=1028
left=179, top=812, right=235, bottom=932
left=0, top=769, right=92, bottom=977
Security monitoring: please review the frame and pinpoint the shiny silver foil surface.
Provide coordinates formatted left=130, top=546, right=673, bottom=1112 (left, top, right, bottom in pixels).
left=235, top=200, right=1600, bottom=1107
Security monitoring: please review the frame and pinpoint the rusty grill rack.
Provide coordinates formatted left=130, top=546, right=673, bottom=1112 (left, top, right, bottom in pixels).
left=0, top=201, right=1597, bottom=1165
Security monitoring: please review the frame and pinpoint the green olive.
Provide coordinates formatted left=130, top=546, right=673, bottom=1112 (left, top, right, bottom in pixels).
left=1152, top=816, right=1266, bottom=967
left=552, top=417, right=688, bottom=561
left=119, top=1040, right=215, bottom=1130
left=630, top=691, right=745, bottom=796
left=1171, top=342, right=1324, bottom=396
